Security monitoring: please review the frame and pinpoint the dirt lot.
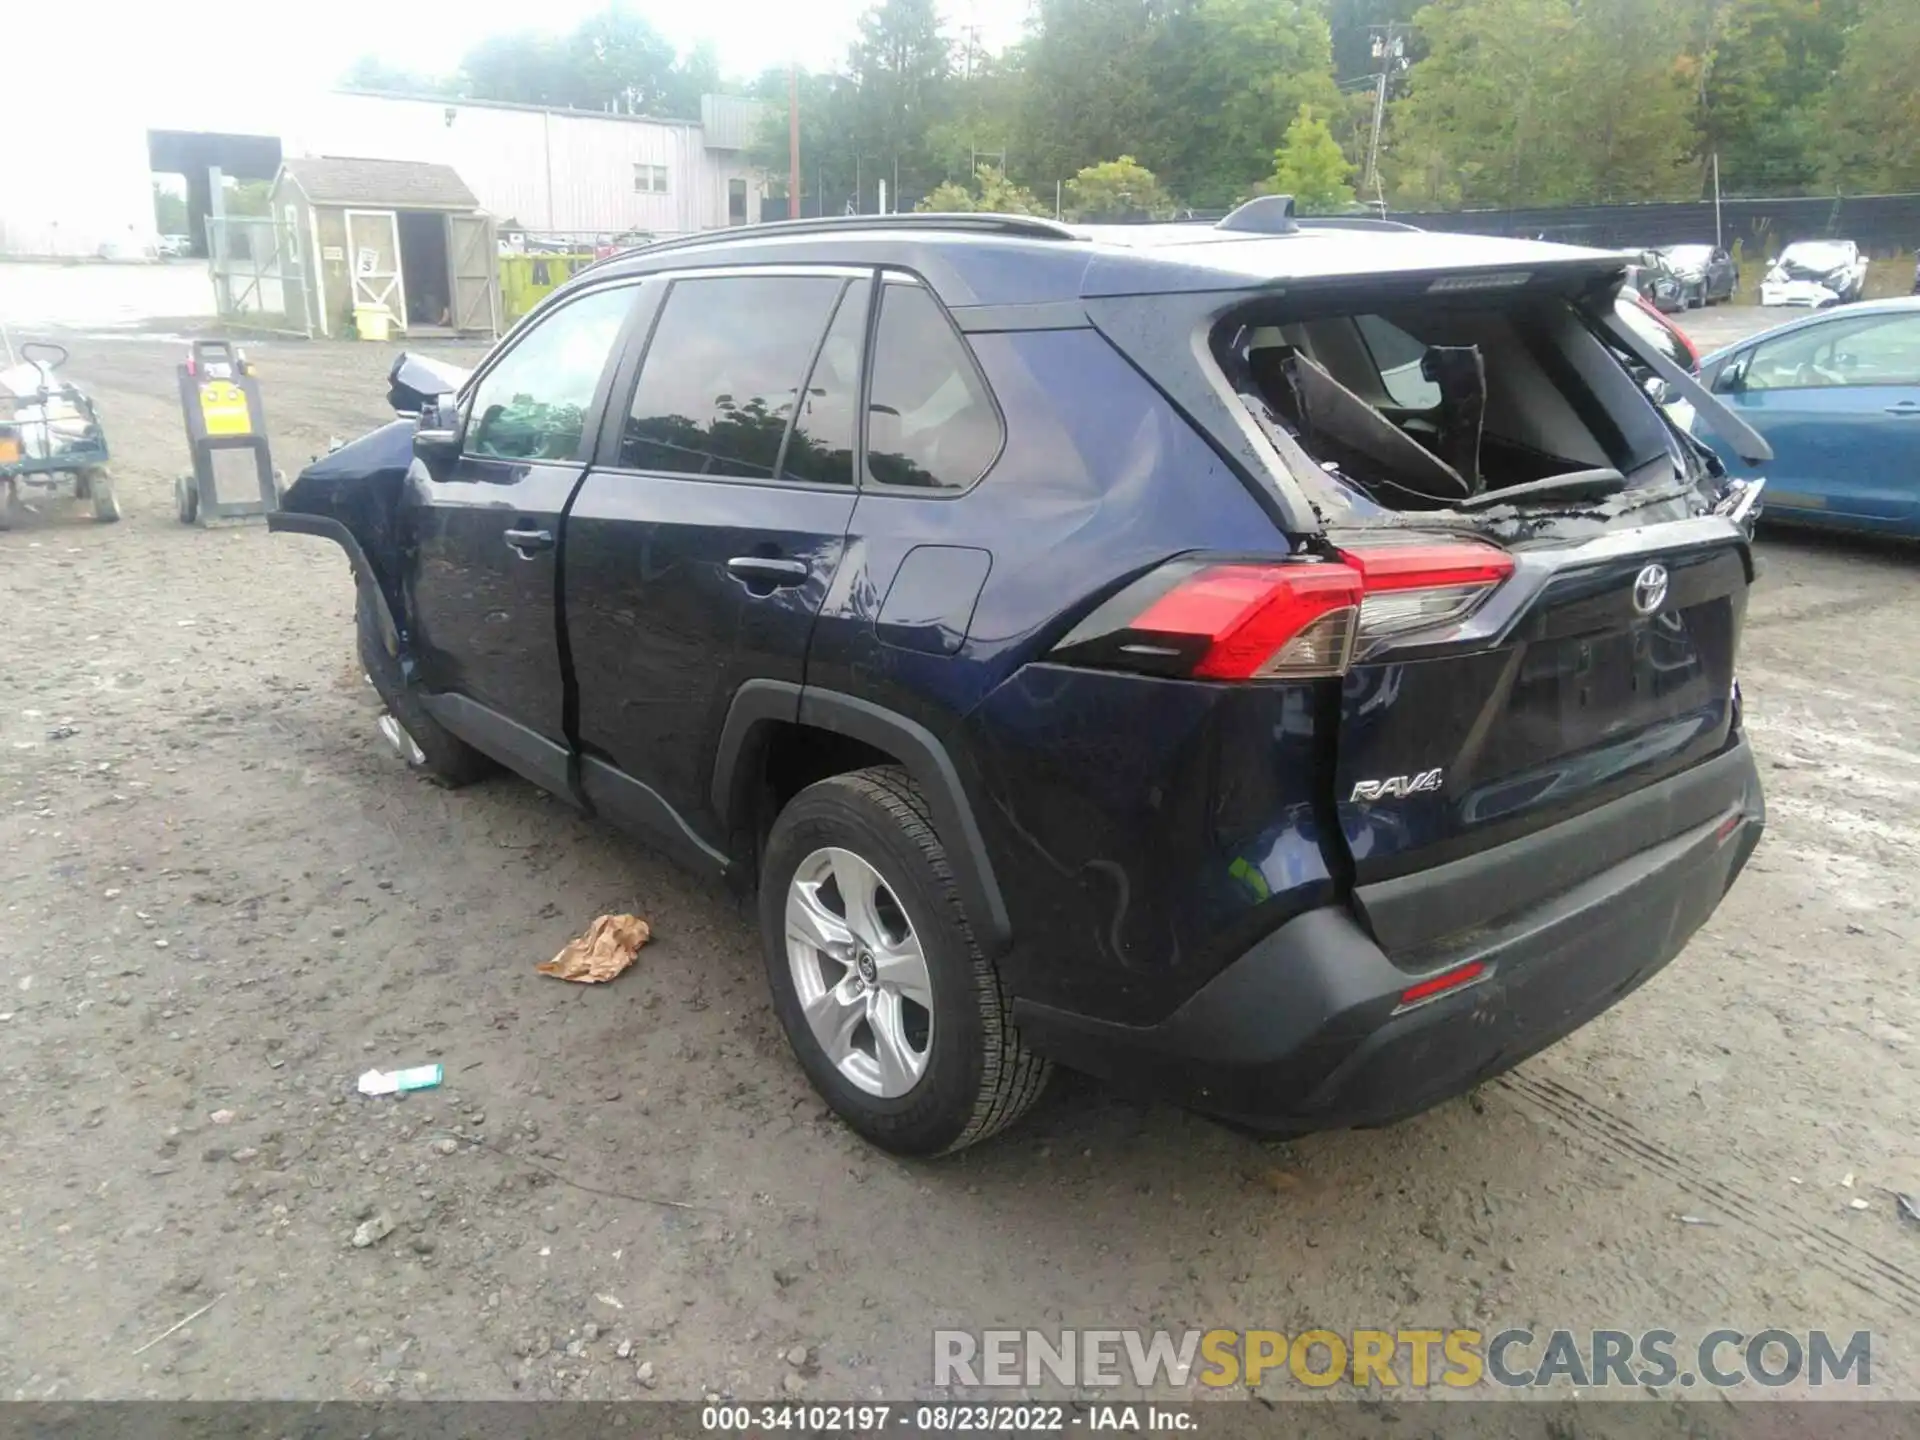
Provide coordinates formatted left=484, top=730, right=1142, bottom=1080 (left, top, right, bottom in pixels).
left=3, top=310, right=1918, bottom=1404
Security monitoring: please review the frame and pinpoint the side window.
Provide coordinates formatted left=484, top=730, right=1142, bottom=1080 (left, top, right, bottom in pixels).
left=467, top=286, right=635, bottom=462
left=1738, top=315, right=1920, bottom=392
left=865, top=281, right=1002, bottom=490
left=621, top=275, right=845, bottom=478
left=782, top=282, right=870, bottom=485
left=1355, top=313, right=1442, bottom=409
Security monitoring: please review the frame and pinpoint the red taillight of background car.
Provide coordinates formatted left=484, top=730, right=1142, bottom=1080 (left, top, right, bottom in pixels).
left=1088, top=539, right=1514, bottom=681
left=1632, top=292, right=1701, bottom=370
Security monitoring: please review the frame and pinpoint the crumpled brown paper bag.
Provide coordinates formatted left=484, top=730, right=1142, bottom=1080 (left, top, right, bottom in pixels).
left=537, top=914, right=652, bottom=983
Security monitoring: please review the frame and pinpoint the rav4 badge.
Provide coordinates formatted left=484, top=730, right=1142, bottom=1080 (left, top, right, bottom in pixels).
left=1350, top=768, right=1445, bottom=802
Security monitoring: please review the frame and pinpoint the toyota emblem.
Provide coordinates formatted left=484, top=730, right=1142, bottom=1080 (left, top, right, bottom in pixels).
left=1632, top=563, right=1670, bottom=615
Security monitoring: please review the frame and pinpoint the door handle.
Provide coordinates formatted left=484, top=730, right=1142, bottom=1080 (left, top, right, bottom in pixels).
left=1885, top=402, right=1920, bottom=416
left=726, top=555, right=810, bottom=588
left=503, top=526, right=554, bottom=555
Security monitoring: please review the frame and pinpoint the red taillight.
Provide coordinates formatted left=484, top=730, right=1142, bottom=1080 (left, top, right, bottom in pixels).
left=1396, top=959, right=1488, bottom=1010
left=1080, top=539, right=1512, bottom=682
left=1130, top=562, right=1361, bottom=679
left=1633, top=292, right=1700, bottom=369
left=1341, top=539, right=1514, bottom=651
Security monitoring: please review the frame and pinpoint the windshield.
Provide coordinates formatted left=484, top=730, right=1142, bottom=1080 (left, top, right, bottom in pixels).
left=1660, top=246, right=1712, bottom=268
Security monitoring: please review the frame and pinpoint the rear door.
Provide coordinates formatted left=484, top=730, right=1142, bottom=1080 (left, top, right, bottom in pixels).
left=1711, top=309, right=1920, bottom=525
left=403, top=282, right=640, bottom=784
left=564, top=267, right=871, bottom=846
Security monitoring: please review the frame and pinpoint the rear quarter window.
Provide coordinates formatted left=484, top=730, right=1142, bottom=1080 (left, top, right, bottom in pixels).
left=865, top=281, right=1003, bottom=491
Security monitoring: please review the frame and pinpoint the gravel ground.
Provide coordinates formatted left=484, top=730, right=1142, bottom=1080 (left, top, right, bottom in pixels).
left=3, top=308, right=1917, bottom=1404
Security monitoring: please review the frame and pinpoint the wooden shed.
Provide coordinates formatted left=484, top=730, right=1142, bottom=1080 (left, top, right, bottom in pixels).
left=271, top=156, right=498, bottom=338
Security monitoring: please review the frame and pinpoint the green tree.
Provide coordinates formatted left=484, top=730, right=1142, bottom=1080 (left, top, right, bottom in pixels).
left=1387, top=0, right=1694, bottom=208
left=1266, top=105, right=1356, bottom=211
left=746, top=69, right=866, bottom=214
left=1328, top=0, right=1425, bottom=80
left=1013, top=0, right=1167, bottom=194
left=341, top=55, right=455, bottom=95
left=1064, top=155, right=1173, bottom=220
left=1825, top=0, right=1920, bottom=191
left=152, top=183, right=188, bottom=235
left=566, top=6, right=683, bottom=114
left=847, top=0, right=957, bottom=201
left=1155, top=0, right=1344, bottom=207
left=915, top=165, right=1043, bottom=212
left=1688, top=0, right=1857, bottom=196
left=347, top=4, right=717, bottom=120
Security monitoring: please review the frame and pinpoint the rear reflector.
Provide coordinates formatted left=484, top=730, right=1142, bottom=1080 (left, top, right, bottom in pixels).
left=1057, top=538, right=1512, bottom=682
left=1396, top=959, right=1488, bottom=1009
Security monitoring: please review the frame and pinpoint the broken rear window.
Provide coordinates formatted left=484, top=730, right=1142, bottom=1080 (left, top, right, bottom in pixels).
left=1218, top=292, right=1677, bottom=512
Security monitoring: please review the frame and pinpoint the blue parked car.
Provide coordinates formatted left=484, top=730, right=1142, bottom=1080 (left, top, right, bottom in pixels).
left=274, top=206, right=1769, bottom=1154
left=1697, top=296, right=1920, bottom=536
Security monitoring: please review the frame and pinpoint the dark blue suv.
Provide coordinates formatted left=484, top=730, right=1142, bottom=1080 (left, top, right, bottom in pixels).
left=276, top=202, right=1769, bottom=1155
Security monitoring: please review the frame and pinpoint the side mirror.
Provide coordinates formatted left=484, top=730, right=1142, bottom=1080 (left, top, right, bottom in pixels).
left=414, top=397, right=464, bottom=459
left=387, top=351, right=474, bottom=417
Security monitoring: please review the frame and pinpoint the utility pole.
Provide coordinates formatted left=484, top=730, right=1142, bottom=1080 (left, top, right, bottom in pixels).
left=1711, top=152, right=1723, bottom=249
left=1362, top=22, right=1413, bottom=207
left=1364, top=71, right=1388, bottom=199
left=788, top=63, right=801, bottom=220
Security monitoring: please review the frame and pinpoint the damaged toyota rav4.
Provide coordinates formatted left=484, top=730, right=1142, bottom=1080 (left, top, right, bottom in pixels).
left=274, top=199, right=1768, bottom=1156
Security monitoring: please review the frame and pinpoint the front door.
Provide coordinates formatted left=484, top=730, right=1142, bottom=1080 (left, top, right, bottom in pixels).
left=403, top=281, right=642, bottom=788
left=564, top=269, right=872, bottom=848
left=345, top=210, right=405, bottom=324
left=1717, top=310, right=1920, bottom=527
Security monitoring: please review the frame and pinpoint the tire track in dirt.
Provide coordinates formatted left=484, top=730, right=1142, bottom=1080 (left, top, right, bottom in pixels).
left=1496, top=1070, right=1920, bottom=1315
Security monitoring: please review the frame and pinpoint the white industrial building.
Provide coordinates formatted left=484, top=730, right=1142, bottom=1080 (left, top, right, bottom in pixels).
left=0, top=88, right=769, bottom=261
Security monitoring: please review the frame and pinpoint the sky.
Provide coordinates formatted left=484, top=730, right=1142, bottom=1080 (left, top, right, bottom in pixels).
left=16, top=0, right=1032, bottom=124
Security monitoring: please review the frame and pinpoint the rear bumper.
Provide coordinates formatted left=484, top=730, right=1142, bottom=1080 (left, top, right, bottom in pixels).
left=1013, top=739, right=1764, bottom=1133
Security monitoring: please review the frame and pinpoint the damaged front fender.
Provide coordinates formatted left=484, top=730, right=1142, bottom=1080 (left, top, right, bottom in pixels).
left=268, top=418, right=417, bottom=653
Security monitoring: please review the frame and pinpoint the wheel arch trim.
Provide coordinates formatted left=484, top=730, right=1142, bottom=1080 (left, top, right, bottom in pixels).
left=712, top=681, right=1013, bottom=953
left=269, top=511, right=401, bottom=655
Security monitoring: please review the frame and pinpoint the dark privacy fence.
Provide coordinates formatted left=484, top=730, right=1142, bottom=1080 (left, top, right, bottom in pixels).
left=1393, top=193, right=1920, bottom=255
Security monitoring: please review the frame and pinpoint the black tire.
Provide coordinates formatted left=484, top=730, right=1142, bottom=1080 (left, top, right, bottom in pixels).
left=759, top=766, right=1049, bottom=1156
left=354, top=576, right=494, bottom=787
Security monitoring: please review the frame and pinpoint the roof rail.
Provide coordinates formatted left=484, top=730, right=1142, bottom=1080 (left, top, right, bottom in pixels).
left=1217, top=195, right=1298, bottom=235
left=1295, top=216, right=1425, bottom=233
left=599, top=211, right=1081, bottom=267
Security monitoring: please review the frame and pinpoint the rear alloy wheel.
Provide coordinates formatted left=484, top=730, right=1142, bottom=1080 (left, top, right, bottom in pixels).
left=787, top=847, right=935, bottom=1099
left=760, top=767, right=1049, bottom=1155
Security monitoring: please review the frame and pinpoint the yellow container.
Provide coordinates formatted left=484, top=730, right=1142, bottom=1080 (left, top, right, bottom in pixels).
left=500, top=252, right=595, bottom=322
left=354, top=306, right=393, bottom=342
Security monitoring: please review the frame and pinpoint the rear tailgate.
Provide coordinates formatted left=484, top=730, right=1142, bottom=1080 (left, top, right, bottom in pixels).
left=1332, top=517, right=1753, bottom=956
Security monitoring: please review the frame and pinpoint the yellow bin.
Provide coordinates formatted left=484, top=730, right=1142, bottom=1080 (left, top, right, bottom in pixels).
left=354, top=305, right=393, bottom=342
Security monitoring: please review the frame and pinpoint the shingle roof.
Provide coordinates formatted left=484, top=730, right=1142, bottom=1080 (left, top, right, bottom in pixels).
left=280, top=156, right=479, bottom=210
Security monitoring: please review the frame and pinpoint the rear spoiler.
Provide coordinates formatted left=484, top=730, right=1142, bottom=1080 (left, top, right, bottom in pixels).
left=1598, top=308, right=1773, bottom=465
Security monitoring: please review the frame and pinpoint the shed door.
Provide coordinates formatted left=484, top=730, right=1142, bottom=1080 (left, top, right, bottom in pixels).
left=448, top=213, right=498, bottom=336
left=345, top=210, right=404, bottom=320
